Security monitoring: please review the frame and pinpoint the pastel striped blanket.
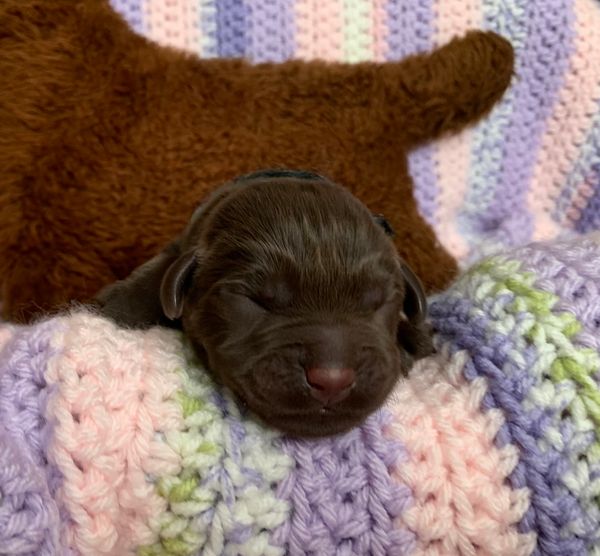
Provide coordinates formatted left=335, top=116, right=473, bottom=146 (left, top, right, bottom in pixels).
left=2, top=233, right=600, bottom=555
left=4, top=2, right=600, bottom=555
left=109, top=0, right=600, bottom=264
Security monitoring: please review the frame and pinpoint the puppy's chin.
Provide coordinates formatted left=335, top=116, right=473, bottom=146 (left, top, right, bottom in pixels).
left=225, top=375, right=397, bottom=438
left=258, top=409, right=373, bottom=438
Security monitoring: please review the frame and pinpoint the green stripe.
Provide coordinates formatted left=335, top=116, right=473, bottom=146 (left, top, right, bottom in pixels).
left=343, top=0, right=373, bottom=62
left=471, top=256, right=600, bottom=461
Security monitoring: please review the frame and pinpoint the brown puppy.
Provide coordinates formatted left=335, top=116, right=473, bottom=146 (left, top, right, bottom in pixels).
left=0, top=0, right=515, bottom=322
left=95, top=170, right=433, bottom=437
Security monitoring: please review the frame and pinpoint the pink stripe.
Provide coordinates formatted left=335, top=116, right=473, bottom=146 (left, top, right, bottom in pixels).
left=294, top=0, right=343, bottom=61
left=567, top=178, right=596, bottom=224
left=528, top=0, right=600, bottom=241
left=144, top=0, right=199, bottom=51
left=372, top=0, right=388, bottom=61
left=430, top=1, right=482, bottom=261
left=187, top=0, right=203, bottom=53
left=44, top=315, right=184, bottom=554
left=385, top=351, right=535, bottom=555
left=0, top=325, right=13, bottom=353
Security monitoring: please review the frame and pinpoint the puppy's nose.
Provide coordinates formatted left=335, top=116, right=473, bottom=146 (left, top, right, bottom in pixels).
left=306, top=367, right=355, bottom=405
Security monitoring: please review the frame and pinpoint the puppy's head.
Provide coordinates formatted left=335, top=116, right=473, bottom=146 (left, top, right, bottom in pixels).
left=96, top=170, right=433, bottom=437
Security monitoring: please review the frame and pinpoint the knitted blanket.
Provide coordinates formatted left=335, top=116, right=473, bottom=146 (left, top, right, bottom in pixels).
left=109, top=0, right=600, bottom=264
left=2, top=233, right=600, bottom=555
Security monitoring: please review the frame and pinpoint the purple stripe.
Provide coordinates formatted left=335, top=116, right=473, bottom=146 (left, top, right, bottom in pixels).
left=271, top=409, right=415, bottom=555
left=246, top=0, right=295, bottom=62
left=0, top=320, right=72, bottom=554
left=488, top=0, right=575, bottom=248
left=385, top=0, right=432, bottom=60
left=552, top=96, right=600, bottom=224
left=0, top=425, right=62, bottom=555
left=200, top=0, right=218, bottom=58
left=458, top=0, right=528, bottom=251
left=574, top=163, right=600, bottom=233
left=385, top=0, right=437, bottom=225
left=408, top=147, right=438, bottom=225
left=215, top=0, right=249, bottom=58
left=0, top=322, right=62, bottom=491
left=109, top=0, right=145, bottom=34
left=553, top=94, right=600, bottom=228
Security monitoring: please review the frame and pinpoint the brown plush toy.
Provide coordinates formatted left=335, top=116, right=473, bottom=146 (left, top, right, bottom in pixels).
left=0, top=0, right=514, bottom=323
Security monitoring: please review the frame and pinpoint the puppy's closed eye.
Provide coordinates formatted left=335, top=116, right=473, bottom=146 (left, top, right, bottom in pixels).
left=245, top=294, right=272, bottom=312
left=218, top=289, right=268, bottom=318
left=245, top=275, right=294, bottom=311
left=360, top=285, right=387, bottom=312
left=219, top=275, right=293, bottom=318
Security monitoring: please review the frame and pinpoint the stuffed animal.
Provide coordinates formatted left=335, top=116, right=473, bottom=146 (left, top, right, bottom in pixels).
left=0, top=0, right=514, bottom=322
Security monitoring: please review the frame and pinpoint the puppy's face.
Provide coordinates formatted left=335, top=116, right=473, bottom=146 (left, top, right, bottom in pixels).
left=96, top=171, right=433, bottom=437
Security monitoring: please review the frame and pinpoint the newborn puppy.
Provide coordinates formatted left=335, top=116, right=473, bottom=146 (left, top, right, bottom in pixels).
left=95, top=170, right=433, bottom=437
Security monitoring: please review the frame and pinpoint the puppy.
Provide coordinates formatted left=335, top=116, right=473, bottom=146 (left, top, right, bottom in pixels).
left=95, top=170, right=433, bottom=437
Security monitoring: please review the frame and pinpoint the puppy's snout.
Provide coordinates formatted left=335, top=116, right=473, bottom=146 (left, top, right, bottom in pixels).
left=306, top=367, right=355, bottom=405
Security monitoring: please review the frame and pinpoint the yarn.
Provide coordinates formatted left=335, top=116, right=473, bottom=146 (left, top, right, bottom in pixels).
left=429, top=0, right=481, bottom=258
left=109, top=0, right=600, bottom=264
left=276, top=412, right=415, bottom=556
left=430, top=236, right=600, bottom=553
left=294, top=0, right=344, bottom=61
left=386, top=349, right=535, bottom=555
left=0, top=321, right=69, bottom=555
left=3, top=1, right=600, bottom=553
left=528, top=0, right=600, bottom=241
left=44, top=317, right=185, bottom=554
left=1, top=313, right=414, bottom=555
left=461, top=0, right=527, bottom=254
left=0, top=426, right=62, bottom=555
left=3, top=234, right=600, bottom=554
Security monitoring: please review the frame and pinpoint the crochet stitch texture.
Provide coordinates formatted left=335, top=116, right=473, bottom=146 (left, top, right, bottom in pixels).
left=2, top=234, right=600, bottom=554
left=3, top=1, right=600, bottom=554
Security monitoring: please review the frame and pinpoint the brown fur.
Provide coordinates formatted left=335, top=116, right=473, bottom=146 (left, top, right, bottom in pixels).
left=0, top=0, right=514, bottom=322
left=95, top=172, right=434, bottom=437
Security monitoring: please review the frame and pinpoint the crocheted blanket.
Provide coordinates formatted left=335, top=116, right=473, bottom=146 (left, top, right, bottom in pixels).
left=3, top=2, right=600, bottom=555
left=2, top=233, right=600, bottom=555
left=109, top=0, right=600, bottom=264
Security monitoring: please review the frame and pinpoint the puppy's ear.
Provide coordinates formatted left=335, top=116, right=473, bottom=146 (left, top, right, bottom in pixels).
left=160, top=250, right=197, bottom=320
left=94, top=241, right=197, bottom=329
left=400, top=262, right=427, bottom=324
left=372, top=213, right=396, bottom=237
left=373, top=214, right=425, bottom=322
left=397, top=261, right=433, bottom=359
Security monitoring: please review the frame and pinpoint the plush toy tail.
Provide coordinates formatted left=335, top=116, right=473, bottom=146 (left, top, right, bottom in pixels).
left=383, top=30, right=515, bottom=149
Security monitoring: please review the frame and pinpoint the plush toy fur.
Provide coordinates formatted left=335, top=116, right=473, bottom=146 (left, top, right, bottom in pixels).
left=0, top=0, right=514, bottom=322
